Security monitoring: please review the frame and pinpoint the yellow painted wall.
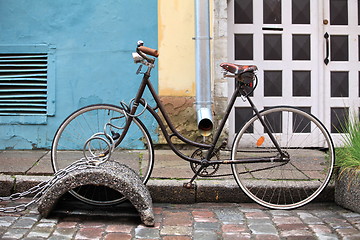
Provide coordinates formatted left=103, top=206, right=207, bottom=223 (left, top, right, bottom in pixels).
left=158, top=0, right=195, bottom=97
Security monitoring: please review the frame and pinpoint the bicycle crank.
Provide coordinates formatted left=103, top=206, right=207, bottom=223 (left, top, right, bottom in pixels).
left=190, top=148, right=220, bottom=177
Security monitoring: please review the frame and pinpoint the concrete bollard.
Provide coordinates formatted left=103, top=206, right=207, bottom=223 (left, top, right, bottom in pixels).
left=38, top=161, right=154, bottom=226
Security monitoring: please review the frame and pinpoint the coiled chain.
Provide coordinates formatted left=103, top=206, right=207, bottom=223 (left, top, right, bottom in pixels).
left=83, top=98, right=148, bottom=162
left=0, top=157, right=102, bottom=213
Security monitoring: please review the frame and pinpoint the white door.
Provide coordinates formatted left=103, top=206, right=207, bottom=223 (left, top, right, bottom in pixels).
left=228, top=0, right=359, bottom=146
left=322, top=0, right=360, bottom=146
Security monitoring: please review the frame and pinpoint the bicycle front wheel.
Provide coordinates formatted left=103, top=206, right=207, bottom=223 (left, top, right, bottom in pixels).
left=51, top=104, right=154, bottom=205
left=231, top=106, right=334, bottom=209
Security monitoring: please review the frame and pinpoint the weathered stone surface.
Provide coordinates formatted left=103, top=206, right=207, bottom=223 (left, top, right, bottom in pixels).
left=0, top=175, right=14, bottom=197
left=335, top=169, right=360, bottom=213
left=147, top=179, right=196, bottom=204
left=38, top=161, right=154, bottom=226
left=196, top=180, right=251, bottom=203
left=157, top=96, right=200, bottom=144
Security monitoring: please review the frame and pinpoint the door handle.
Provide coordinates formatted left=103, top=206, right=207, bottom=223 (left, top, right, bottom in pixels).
left=324, top=32, right=329, bottom=65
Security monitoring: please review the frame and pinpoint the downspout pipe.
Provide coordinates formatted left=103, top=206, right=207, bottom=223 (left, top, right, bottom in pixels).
left=195, top=0, right=213, bottom=137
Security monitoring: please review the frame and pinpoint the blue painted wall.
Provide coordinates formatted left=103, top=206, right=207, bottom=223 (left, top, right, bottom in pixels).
left=0, top=0, right=158, bottom=149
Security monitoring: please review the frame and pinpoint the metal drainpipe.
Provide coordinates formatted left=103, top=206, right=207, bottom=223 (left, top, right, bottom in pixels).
left=195, top=0, right=213, bottom=137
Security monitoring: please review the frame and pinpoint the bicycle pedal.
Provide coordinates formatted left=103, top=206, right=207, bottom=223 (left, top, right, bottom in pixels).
left=183, top=182, right=196, bottom=189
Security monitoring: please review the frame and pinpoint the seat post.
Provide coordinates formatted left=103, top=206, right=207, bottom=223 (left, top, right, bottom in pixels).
left=204, top=82, right=242, bottom=161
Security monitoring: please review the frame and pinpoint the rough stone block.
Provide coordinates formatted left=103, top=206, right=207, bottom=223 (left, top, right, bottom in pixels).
left=37, top=161, right=154, bottom=226
left=335, top=169, right=360, bottom=213
left=196, top=180, right=251, bottom=203
left=0, top=175, right=14, bottom=197
left=147, top=179, right=196, bottom=203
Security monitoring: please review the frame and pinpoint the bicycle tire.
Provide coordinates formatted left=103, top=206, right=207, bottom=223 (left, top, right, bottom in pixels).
left=51, top=104, right=154, bottom=205
left=231, top=106, right=334, bottom=210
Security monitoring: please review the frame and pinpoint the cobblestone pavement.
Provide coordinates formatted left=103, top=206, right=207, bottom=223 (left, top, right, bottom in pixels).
left=1, top=198, right=360, bottom=239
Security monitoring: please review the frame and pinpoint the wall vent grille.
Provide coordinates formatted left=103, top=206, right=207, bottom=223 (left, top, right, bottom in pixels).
left=0, top=53, right=48, bottom=115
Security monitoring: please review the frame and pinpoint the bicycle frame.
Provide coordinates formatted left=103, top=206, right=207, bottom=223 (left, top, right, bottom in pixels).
left=50, top=43, right=335, bottom=208
left=117, top=57, right=288, bottom=168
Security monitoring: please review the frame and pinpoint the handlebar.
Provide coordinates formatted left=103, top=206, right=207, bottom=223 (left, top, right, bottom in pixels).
left=134, top=41, right=159, bottom=67
left=138, top=46, right=159, bottom=58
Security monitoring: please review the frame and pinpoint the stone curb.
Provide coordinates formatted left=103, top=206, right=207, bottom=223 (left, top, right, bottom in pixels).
left=0, top=175, right=335, bottom=203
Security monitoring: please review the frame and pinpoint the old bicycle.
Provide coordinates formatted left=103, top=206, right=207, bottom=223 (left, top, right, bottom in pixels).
left=51, top=41, right=335, bottom=210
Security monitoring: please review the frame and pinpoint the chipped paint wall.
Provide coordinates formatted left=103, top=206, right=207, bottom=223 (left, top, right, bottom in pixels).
left=158, top=0, right=195, bottom=97
left=157, top=0, right=225, bottom=145
left=157, top=0, right=197, bottom=144
left=0, top=0, right=158, bottom=149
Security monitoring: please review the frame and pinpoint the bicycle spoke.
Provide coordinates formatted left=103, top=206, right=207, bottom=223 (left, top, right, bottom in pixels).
left=51, top=104, right=154, bottom=206
left=232, top=107, right=334, bottom=209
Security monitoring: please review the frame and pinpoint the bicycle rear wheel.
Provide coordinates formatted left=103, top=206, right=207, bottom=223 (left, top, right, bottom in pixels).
left=51, top=104, right=154, bottom=205
left=231, top=106, right=334, bottom=209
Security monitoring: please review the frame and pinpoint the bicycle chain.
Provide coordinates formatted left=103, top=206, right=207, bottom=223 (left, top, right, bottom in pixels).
left=0, top=158, right=104, bottom=213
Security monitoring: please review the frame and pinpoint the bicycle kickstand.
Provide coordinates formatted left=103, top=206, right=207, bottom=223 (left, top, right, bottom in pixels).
left=183, top=164, right=206, bottom=189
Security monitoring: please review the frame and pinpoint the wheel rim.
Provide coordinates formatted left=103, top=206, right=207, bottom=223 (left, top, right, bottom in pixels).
left=231, top=107, right=334, bottom=209
left=51, top=104, right=154, bottom=205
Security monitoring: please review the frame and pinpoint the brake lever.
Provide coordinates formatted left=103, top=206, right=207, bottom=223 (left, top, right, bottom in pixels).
left=132, top=52, right=143, bottom=63
left=136, top=65, right=143, bottom=75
